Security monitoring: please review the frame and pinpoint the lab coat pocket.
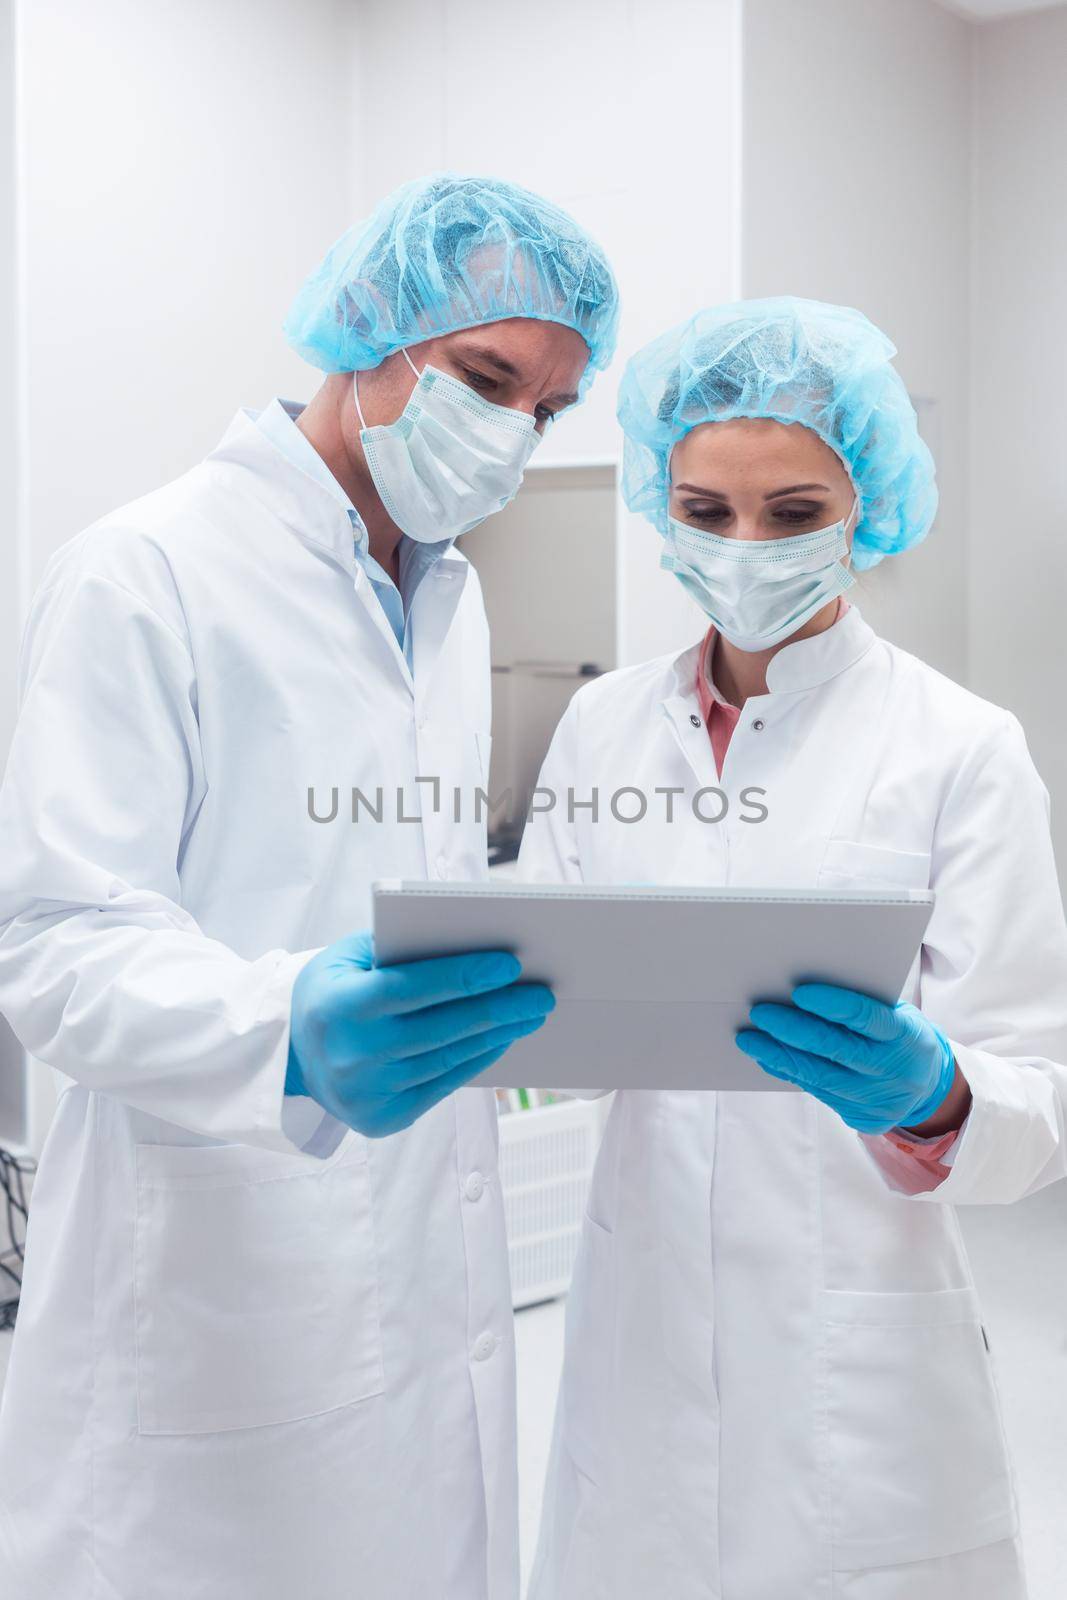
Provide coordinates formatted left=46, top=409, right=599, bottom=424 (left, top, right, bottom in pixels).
left=821, top=1285, right=1017, bottom=1572
left=561, top=1213, right=616, bottom=1486
left=818, top=839, right=931, bottom=892
left=134, top=1137, right=384, bottom=1434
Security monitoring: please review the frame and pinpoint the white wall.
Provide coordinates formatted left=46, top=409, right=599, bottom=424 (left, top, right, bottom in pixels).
left=0, top=1, right=26, bottom=1144
left=460, top=467, right=617, bottom=671
left=5, top=0, right=362, bottom=1150
left=970, top=6, right=1067, bottom=867
left=349, top=0, right=736, bottom=664
left=741, top=0, right=974, bottom=680
left=16, top=0, right=359, bottom=584
left=460, top=466, right=619, bottom=840
left=0, top=0, right=18, bottom=759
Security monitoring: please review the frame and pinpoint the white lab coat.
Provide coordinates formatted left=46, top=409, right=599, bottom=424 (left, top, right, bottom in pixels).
left=0, top=412, right=517, bottom=1600
left=518, top=608, right=1067, bottom=1600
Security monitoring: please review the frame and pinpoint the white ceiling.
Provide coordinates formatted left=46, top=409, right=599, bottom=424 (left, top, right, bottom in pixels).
left=940, top=0, right=1067, bottom=20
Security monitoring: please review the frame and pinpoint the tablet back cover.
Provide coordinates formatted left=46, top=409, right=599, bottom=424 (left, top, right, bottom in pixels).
left=372, top=882, right=934, bottom=1090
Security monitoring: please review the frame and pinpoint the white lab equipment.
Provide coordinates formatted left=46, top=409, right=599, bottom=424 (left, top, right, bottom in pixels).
left=498, top=1096, right=602, bottom=1309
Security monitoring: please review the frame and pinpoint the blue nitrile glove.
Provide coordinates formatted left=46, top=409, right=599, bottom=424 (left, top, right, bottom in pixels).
left=735, top=983, right=956, bottom=1135
left=287, top=932, right=554, bottom=1137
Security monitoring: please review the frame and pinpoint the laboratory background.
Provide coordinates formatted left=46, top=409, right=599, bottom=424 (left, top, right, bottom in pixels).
left=1, top=0, right=1066, bottom=1593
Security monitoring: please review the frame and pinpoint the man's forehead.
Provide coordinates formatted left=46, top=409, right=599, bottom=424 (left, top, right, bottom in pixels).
left=440, top=323, right=587, bottom=388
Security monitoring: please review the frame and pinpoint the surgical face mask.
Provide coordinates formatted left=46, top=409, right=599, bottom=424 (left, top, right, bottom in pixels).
left=661, top=501, right=858, bottom=651
left=353, top=348, right=540, bottom=542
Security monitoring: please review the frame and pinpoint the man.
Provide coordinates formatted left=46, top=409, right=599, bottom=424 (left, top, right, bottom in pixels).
left=0, top=173, right=618, bottom=1599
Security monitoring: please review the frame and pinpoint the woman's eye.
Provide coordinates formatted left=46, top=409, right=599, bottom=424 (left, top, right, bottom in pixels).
left=683, top=505, right=729, bottom=525
left=772, top=503, right=826, bottom=526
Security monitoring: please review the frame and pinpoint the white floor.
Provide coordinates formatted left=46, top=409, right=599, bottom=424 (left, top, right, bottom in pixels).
left=2, top=1189, right=1065, bottom=1598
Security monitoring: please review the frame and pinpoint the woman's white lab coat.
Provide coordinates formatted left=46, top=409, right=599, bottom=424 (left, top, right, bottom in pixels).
left=0, top=411, right=517, bottom=1599
left=518, top=607, right=1067, bottom=1600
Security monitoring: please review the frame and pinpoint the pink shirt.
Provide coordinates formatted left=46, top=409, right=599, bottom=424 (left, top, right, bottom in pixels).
left=696, top=612, right=959, bottom=1189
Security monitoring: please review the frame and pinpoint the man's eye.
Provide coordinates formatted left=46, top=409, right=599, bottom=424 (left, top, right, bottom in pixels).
left=535, top=407, right=557, bottom=425
left=463, top=368, right=497, bottom=393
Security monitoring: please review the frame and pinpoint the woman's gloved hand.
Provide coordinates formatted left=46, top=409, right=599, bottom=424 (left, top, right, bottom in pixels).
left=287, top=932, right=554, bottom=1137
left=736, top=983, right=957, bottom=1135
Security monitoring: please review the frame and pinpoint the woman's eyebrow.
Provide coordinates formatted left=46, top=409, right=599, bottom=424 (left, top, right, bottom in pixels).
left=674, top=483, right=729, bottom=500
left=764, top=483, right=830, bottom=499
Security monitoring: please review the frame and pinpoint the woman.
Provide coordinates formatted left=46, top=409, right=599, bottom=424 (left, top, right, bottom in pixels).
left=518, top=298, right=1067, bottom=1599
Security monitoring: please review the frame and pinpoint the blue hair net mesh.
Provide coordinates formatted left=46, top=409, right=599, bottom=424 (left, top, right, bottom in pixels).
left=618, top=297, right=937, bottom=569
left=284, top=173, right=619, bottom=402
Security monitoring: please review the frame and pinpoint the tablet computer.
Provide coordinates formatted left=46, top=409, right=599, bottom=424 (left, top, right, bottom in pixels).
left=372, top=881, right=934, bottom=1090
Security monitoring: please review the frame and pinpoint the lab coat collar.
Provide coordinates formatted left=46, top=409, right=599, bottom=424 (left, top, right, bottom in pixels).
left=667, top=639, right=706, bottom=704
left=763, top=604, right=876, bottom=694
left=667, top=604, right=877, bottom=703
left=255, top=399, right=457, bottom=580
left=255, top=398, right=358, bottom=520
left=207, top=407, right=362, bottom=570
left=205, top=407, right=464, bottom=584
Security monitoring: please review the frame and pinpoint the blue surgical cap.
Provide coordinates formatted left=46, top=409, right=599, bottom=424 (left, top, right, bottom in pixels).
left=618, top=297, right=937, bottom=569
left=284, top=173, right=619, bottom=402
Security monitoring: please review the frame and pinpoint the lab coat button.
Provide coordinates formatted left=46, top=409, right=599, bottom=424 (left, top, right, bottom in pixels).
left=464, top=1171, right=485, bottom=1202
left=752, top=718, right=765, bottom=731
left=689, top=713, right=701, bottom=727
left=472, top=1332, right=496, bottom=1362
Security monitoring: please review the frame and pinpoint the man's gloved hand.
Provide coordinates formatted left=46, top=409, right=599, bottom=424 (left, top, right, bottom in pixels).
left=735, top=983, right=957, bottom=1135
left=287, top=932, right=554, bottom=1137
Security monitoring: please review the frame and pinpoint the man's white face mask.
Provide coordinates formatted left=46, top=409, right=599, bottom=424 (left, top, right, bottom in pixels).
left=354, top=347, right=541, bottom=543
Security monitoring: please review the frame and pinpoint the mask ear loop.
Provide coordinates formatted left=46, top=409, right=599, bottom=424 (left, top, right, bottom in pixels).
left=838, top=499, right=861, bottom=605
left=352, top=370, right=368, bottom=432
left=842, top=495, right=860, bottom=557
left=354, top=346, right=423, bottom=431
left=845, top=495, right=859, bottom=534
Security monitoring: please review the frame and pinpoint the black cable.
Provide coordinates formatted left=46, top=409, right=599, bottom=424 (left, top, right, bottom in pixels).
left=0, top=1145, right=35, bottom=1333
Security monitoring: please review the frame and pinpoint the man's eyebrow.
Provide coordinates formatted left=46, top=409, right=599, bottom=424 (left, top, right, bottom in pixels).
left=453, top=343, right=522, bottom=380
left=453, top=342, right=579, bottom=407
